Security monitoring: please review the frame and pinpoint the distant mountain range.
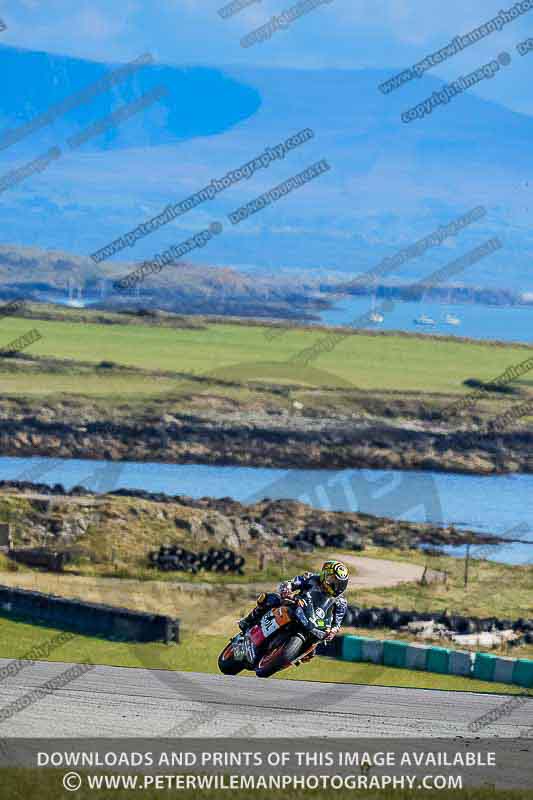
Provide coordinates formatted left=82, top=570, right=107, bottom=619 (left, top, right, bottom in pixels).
left=0, top=46, right=260, bottom=151
left=0, top=243, right=329, bottom=321
left=0, top=45, right=531, bottom=295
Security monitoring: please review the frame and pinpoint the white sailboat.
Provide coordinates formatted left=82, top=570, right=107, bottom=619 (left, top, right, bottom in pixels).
left=414, top=312, right=436, bottom=326
left=66, top=280, right=86, bottom=308
left=369, top=283, right=384, bottom=324
left=414, top=290, right=435, bottom=326
left=444, top=313, right=461, bottom=326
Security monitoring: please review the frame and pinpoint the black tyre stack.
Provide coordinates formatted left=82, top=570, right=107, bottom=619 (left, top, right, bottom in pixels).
left=149, top=545, right=245, bottom=575
left=287, top=529, right=364, bottom=552
left=342, top=604, right=533, bottom=635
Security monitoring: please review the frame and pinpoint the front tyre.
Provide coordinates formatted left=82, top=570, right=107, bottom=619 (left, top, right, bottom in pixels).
left=218, top=642, right=245, bottom=675
left=255, top=634, right=305, bottom=678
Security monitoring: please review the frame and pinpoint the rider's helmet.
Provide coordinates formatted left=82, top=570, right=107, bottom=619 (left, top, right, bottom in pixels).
left=319, top=560, right=349, bottom=596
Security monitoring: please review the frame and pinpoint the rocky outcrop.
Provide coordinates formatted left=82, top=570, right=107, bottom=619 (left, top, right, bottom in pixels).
left=0, top=410, right=531, bottom=475
left=0, top=482, right=511, bottom=553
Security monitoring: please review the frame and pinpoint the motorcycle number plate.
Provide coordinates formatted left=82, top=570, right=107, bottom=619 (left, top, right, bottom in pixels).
left=261, top=612, right=280, bottom=637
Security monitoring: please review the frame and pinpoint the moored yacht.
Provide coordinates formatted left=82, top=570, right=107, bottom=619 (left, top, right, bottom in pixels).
left=414, top=313, right=436, bottom=326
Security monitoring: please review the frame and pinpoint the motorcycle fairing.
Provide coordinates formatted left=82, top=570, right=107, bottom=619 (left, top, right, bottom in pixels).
left=297, top=589, right=336, bottom=631
left=249, top=605, right=292, bottom=648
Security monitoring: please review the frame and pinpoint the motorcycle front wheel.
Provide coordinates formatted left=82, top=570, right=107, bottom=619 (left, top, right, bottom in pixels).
left=255, top=634, right=305, bottom=678
left=218, top=641, right=246, bottom=675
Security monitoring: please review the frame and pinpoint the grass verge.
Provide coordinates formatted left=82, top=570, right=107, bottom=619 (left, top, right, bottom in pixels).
left=0, top=770, right=530, bottom=800
left=0, top=618, right=524, bottom=695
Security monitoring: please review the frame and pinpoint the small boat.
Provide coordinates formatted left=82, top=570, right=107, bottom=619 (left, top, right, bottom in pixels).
left=414, top=313, right=436, bottom=326
left=444, top=313, right=461, bottom=326
left=369, top=287, right=384, bottom=324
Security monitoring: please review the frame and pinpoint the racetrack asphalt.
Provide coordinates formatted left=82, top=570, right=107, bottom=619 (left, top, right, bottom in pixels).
left=0, top=659, right=531, bottom=738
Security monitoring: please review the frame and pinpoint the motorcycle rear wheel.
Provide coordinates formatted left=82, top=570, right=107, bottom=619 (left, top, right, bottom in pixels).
left=218, top=642, right=245, bottom=675
left=255, top=634, right=305, bottom=678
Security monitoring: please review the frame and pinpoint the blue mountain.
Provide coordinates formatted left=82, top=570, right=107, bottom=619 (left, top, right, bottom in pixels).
left=0, top=47, right=531, bottom=293
left=0, top=45, right=260, bottom=151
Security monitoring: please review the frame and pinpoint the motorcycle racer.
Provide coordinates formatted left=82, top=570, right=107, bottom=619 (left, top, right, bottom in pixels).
left=238, top=560, right=349, bottom=647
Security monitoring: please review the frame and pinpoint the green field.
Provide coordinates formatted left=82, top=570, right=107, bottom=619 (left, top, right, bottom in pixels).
left=0, top=618, right=524, bottom=696
left=0, top=312, right=531, bottom=400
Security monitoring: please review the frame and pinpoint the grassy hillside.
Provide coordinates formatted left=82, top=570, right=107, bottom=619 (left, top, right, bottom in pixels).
left=0, top=307, right=529, bottom=474
left=0, top=310, right=531, bottom=400
left=349, top=547, right=533, bottom=623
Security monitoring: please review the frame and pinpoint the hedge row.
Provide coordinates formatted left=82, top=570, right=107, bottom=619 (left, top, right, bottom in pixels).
left=149, top=545, right=245, bottom=575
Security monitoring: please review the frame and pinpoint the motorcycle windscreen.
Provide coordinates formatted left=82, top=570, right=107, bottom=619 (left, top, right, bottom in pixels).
left=301, top=589, right=335, bottom=630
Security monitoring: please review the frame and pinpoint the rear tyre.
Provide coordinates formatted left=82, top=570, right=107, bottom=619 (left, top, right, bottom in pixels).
left=255, top=634, right=305, bottom=678
left=218, top=642, right=245, bottom=675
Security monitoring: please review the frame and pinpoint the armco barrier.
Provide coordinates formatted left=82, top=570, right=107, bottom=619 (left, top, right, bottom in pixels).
left=328, top=635, right=533, bottom=688
left=493, top=656, right=516, bottom=685
left=473, top=652, right=496, bottom=682
left=426, top=646, right=451, bottom=674
left=0, top=584, right=180, bottom=643
left=405, top=643, right=429, bottom=670
left=449, top=649, right=472, bottom=677
left=361, top=638, right=384, bottom=664
left=383, top=640, right=408, bottom=668
left=341, top=635, right=363, bottom=662
left=513, top=659, right=533, bottom=689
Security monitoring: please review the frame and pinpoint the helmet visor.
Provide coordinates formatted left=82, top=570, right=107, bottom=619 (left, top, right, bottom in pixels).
left=323, top=573, right=348, bottom=596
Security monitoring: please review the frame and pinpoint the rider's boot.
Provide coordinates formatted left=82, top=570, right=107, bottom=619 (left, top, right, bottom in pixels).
left=300, top=652, right=315, bottom=663
left=238, top=593, right=268, bottom=633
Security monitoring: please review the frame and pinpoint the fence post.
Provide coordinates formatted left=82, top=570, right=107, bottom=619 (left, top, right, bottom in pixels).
left=464, top=543, right=471, bottom=588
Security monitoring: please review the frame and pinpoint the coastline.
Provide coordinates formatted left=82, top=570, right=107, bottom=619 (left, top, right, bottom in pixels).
left=0, top=411, right=530, bottom=476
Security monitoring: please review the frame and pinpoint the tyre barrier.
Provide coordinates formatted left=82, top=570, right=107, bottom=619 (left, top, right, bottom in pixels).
left=287, top=530, right=364, bottom=552
left=7, top=548, right=70, bottom=572
left=344, top=604, right=533, bottom=635
left=324, top=635, right=533, bottom=688
left=149, top=545, right=245, bottom=575
left=0, top=584, right=180, bottom=643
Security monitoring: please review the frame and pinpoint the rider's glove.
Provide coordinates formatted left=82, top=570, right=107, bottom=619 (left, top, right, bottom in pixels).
left=325, top=626, right=339, bottom=641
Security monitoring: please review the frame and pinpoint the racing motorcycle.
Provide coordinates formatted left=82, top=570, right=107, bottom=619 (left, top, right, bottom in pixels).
left=218, top=588, right=335, bottom=678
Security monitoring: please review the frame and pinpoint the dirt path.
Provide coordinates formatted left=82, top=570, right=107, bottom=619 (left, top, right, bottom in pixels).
left=338, top=554, right=426, bottom=589
left=0, top=555, right=432, bottom=637
left=0, top=555, right=426, bottom=602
